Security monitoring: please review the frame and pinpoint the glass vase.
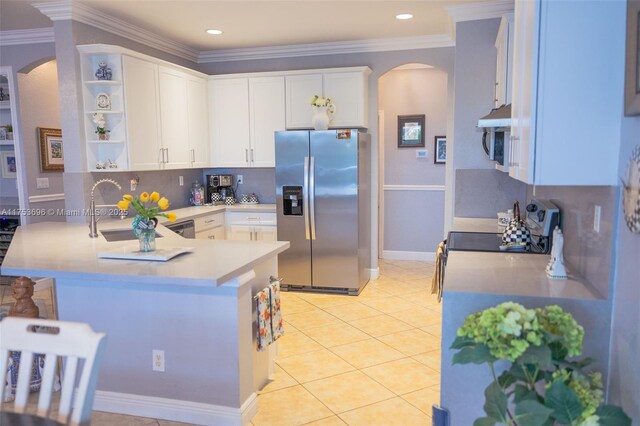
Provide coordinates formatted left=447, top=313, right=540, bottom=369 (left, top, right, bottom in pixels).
left=138, top=228, right=156, bottom=252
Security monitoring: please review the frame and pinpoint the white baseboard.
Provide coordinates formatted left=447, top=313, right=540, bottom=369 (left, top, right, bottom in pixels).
left=367, top=268, right=380, bottom=280
left=93, top=390, right=258, bottom=425
left=382, top=250, right=436, bottom=261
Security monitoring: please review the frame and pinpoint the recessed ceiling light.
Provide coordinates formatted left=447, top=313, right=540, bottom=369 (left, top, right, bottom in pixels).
left=206, top=29, right=223, bottom=35
left=396, top=13, right=413, bottom=20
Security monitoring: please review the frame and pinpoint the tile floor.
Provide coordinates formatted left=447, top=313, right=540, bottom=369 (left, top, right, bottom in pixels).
left=0, top=259, right=441, bottom=425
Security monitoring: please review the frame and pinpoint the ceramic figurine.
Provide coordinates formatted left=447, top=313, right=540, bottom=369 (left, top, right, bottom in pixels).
left=95, top=61, right=113, bottom=80
left=9, top=277, right=40, bottom=318
left=0, top=87, right=5, bottom=101
left=107, top=159, right=118, bottom=169
left=96, top=160, right=106, bottom=170
left=546, top=226, right=567, bottom=279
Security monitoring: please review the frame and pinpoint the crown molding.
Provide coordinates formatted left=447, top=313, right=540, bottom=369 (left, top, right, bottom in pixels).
left=198, top=34, right=454, bottom=63
left=0, top=28, right=54, bottom=46
left=446, top=0, right=514, bottom=23
left=32, top=1, right=198, bottom=63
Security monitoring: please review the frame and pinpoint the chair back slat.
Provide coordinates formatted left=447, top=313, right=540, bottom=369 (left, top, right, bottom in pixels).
left=36, top=352, right=59, bottom=417
left=0, top=349, right=8, bottom=403
left=0, top=317, right=106, bottom=426
left=14, top=350, right=35, bottom=412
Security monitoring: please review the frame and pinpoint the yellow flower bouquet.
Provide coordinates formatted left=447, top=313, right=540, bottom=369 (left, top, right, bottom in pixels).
left=117, top=192, right=177, bottom=245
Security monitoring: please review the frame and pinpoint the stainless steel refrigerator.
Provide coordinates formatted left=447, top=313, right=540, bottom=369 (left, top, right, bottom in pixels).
left=275, top=130, right=371, bottom=295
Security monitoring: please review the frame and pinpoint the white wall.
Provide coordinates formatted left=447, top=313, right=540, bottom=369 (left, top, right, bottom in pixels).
left=379, top=67, right=447, bottom=255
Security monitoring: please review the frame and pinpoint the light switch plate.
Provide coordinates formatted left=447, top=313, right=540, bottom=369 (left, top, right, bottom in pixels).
left=36, top=178, right=49, bottom=189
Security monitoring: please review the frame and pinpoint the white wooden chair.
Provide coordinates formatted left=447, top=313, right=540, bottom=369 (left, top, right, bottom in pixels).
left=0, top=317, right=107, bottom=426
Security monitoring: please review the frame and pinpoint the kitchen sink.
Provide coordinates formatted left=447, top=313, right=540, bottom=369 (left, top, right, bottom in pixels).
left=100, top=229, right=163, bottom=242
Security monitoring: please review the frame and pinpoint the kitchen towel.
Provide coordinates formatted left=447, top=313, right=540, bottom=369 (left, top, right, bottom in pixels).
left=256, top=288, right=273, bottom=351
left=431, top=240, right=446, bottom=303
left=270, top=280, right=285, bottom=341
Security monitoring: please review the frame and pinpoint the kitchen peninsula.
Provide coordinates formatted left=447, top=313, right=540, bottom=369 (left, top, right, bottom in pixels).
left=1, top=221, right=289, bottom=425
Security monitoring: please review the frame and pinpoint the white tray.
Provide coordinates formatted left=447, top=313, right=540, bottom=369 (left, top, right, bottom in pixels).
left=98, top=246, right=194, bottom=261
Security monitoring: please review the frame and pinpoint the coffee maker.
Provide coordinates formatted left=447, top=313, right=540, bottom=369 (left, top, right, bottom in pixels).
left=206, top=174, right=235, bottom=204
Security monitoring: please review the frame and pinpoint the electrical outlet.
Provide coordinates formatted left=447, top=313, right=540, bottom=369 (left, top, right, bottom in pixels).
left=152, top=349, right=165, bottom=372
left=237, top=175, right=243, bottom=184
left=179, top=176, right=184, bottom=186
left=593, top=205, right=602, bottom=233
left=36, top=178, right=49, bottom=189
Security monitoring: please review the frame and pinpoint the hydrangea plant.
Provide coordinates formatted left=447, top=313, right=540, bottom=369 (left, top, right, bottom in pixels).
left=452, top=302, right=631, bottom=426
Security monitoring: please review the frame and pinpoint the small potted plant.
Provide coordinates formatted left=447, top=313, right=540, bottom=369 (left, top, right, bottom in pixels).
left=92, top=112, right=110, bottom=140
left=5, top=124, right=13, bottom=140
left=117, top=192, right=177, bottom=252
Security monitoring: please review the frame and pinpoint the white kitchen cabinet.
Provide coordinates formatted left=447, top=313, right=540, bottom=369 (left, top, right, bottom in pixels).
left=508, top=1, right=625, bottom=185
left=194, top=211, right=225, bottom=240
left=159, top=66, right=191, bottom=169
left=285, top=68, right=371, bottom=130
left=225, top=211, right=276, bottom=241
left=210, top=76, right=284, bottom=168
left=196, top=226, right=225, bottom=241
left=186, top=75, right=210, bottom=168
left=494, top=14, right=514, bottom=108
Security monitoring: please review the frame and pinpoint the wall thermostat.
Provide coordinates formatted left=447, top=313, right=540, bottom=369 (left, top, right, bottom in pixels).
left=416, top=149, right=428, bottom=159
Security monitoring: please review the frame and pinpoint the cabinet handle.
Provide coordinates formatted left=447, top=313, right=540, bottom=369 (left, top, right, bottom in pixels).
left=209, top=235, right=215, bottom=240
left=158, top=148, right=164, bottom=164
left=204, top=219, right=216, bottom=224
left=247, top=217, right=259, bottom=220
left=245, top=149, right=249, bottom=163
left=165, top=148, right=169, bottom=163
left=250, top=149, right=254, bottom=164
left=191, top=148, right=195, bottom=164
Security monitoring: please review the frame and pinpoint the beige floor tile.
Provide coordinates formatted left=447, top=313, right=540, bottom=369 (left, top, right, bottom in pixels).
left=354, top=287, right=393, bottom=301
left=303, top=323, right=371, bottom=348
left=259, top=364, right=299, bottom=394
left=359, top=296, right=417, bottom=314
left=303, top=415, right=347, bottom=425
left=387, top=306, right=441, bottom=328
left=252, top=385, right=333, bottom=426
left=427, top=304, right=442, bottom=313
left=285, top=309, right=345, bottom=332
left=277, top=331, right=324, bottom=358
left=412, top=350, right=442, bottom=372
left=303, top=371, right=395, bottom=414
left=277, top=348, right=355, bottom=383
left=401, top=385, right=440, bottom=415
left=362, top=358, right=440, bottom=395
left=295, top=292, right=356, bottom=308
left=322, top=302, right=382, bottom=322
left=348, top=314, right=414, bottom=337
left=337, top=397, right=430, bottom=426
left=329, top=338, right=405, bottom=369
left=377, top=329, right=440, bottom=356
left=283, top=320, right=299, bottom=333
left=420, top=324, right=442, bottom=338
left=91, top=411, right=158, bottom=426
left=395, top=291, right=441, bottom=308
left=282, top=296, right=317, bottom=315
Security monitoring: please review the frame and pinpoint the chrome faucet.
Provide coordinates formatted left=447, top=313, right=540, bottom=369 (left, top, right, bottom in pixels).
left=89, top=178, right=122, bottom=238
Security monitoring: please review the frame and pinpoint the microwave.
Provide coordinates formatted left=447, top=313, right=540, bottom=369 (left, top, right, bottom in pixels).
left=482, top=128, right=510, bottom=166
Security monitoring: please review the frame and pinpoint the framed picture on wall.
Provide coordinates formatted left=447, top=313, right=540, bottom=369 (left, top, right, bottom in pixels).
left=397, top=114, right=425, bottom=147
left=625, top=0, right=640, bottom=115
left=1, top=151, right=17, bottom=178
left=38, top=127, right=64, bottom=172
left=434, top=136, right=447, bottom=164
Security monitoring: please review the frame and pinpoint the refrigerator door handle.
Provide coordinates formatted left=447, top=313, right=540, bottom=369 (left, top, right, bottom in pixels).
left=303, top=156, right=311, bottom=240
left=309, top=156, right=316, bottom=240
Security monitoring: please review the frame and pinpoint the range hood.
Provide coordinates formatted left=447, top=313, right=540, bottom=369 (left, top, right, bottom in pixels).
left=478, top=104, right=511, bottom=128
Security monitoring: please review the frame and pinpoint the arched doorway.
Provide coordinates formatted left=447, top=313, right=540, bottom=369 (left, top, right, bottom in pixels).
left=377, top=63, right=448, bottom=262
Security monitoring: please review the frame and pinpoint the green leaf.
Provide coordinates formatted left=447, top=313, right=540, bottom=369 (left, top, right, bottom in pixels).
left=450, top=335, right=476, bottom=349
left=497, top=371, right=517, bottom=389
left=473, top=417, right=497, bottom=426
left=548, top=341, right=568, bottom=362
left=517, top=345, right=552, bottom=368
left=452, top=344, right=494, bottom=365
left=514, top=400, right=554, bottom=426
left=513, top=384, right=539, bottom=403
left=483, top=382, right=508, bottom=423
left=595, top=405, right=632, bottom=426
left=544, top=381, right=584, bottom=425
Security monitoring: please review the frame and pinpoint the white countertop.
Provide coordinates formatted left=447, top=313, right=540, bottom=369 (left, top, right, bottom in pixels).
left=159, top=203, right=276, bottom=223
left=444, top=251, right=603, bottom=300
left=1, top=221, right=288, bottom=287
left=451, top=217, right=503, bottom=233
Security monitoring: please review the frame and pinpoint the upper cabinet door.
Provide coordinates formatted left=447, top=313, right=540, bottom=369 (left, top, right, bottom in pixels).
left=210, top=78, right=251, bottom=167
left=186, top=75, right=210, bottom=168
left=158, top=66, right=190, bottom=169
left=323, top=71, right=368, bottom=128
left=285, top=74, right=323, bottom=129
left=250, top=76, right=285, bottom=167
left=123, top=55, right=162, bottom=170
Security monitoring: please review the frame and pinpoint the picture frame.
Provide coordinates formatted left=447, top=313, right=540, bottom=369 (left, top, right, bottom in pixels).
left=397, top=114, right=425, bottom=148
left=38, top=127, right=64, bottom=172
left=1, top=151, right=17, bottom=178
left=625, top=0, right=640, bottom=116
left=434, top=136, right=447, bottom=164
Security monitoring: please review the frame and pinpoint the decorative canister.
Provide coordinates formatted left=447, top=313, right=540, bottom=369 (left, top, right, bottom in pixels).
left=225, top=197, right=236, bottom=205
left=249, top=193, right=259, bottom=203
left=502, top=201, right=531, bottom=247
left=211, top=193, right=222, bottom=202
left=240, top=194, right=250, bottom=203
left=311, top=106, right=333, bottom=131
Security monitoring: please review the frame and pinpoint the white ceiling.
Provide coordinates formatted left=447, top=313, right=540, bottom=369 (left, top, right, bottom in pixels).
left=0, top=0, right=502, bottom=52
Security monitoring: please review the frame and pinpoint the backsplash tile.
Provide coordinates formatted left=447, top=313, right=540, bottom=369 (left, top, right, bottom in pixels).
left=527, top=185, right=617, bottom=298
left=454, top=169, right=528, bottom=218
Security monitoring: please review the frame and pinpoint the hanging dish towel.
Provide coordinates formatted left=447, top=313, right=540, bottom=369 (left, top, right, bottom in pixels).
left=256, top=288, right=273, bottom=352
left=270, top=279, right=285, bottom=341
left=431, top=240, right=446, bottom=303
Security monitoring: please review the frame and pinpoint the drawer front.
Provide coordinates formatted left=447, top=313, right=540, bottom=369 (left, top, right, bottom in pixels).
left=226, top=211, right=276, bottom=225
left=194, top=212, right=225, bottom=232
